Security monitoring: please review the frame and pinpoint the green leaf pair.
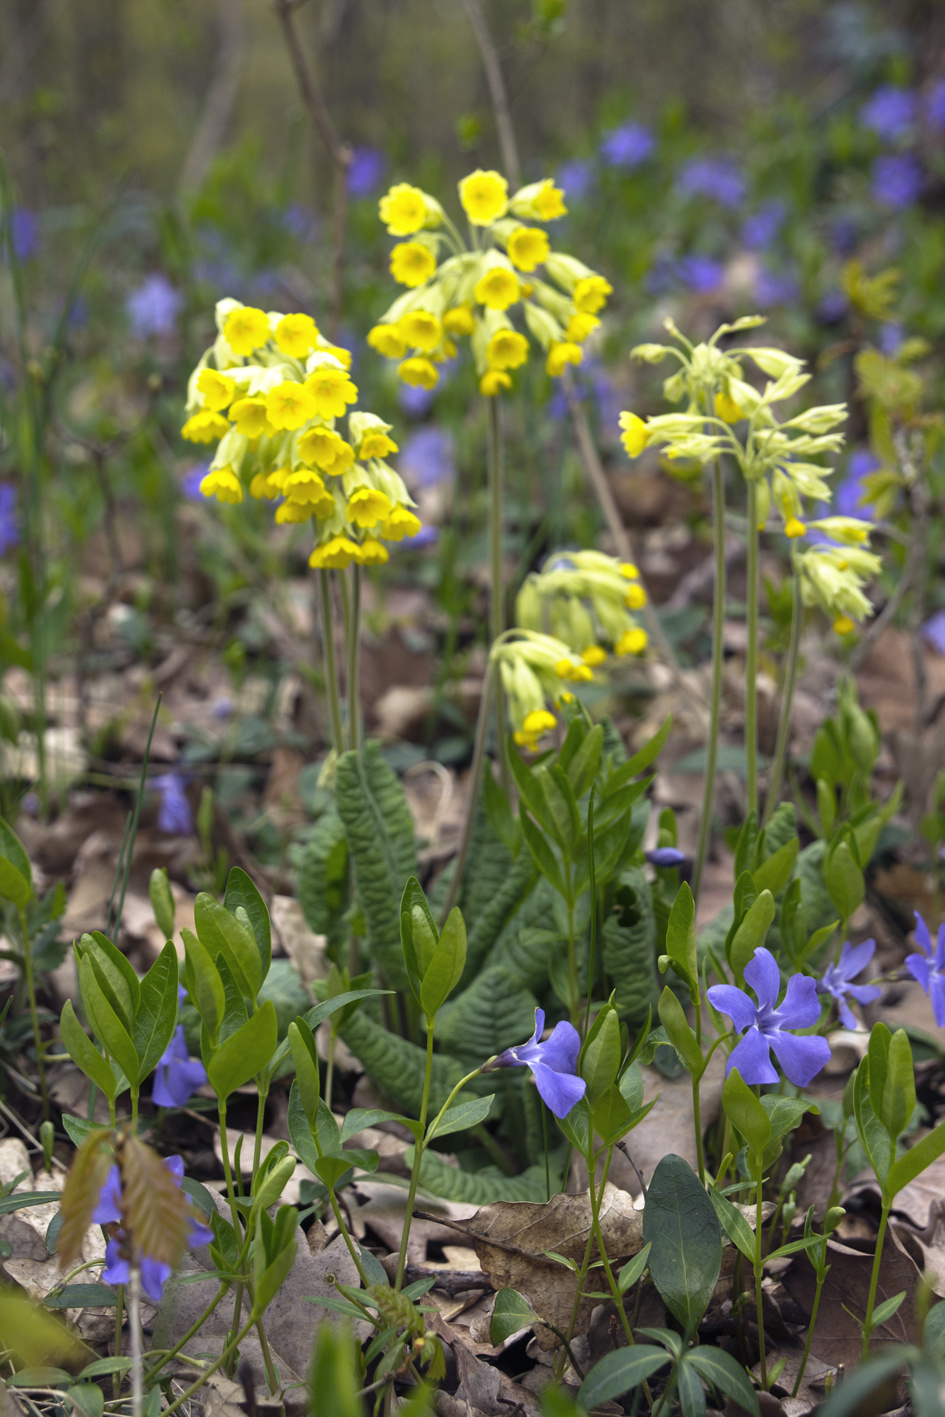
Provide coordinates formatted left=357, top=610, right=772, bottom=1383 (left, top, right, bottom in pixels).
left=400, top=877, right=467, bottom=1024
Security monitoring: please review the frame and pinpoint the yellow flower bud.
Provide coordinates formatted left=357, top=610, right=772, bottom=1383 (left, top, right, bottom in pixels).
left=616, top=628, right=648, bottom=656
left=784, top=517, right=807, bottom=539
left=480, top=369, right=512, bottom=396
left=714, top=390, right=745, bottom=424
left=619, top=412, right=649, bottom=458
left=833, top=616, right=855, bottom=635
left=546, top=341, right=582, bottom=376
left=581, top=646, right=607, bottom=666
left=398, top=357, right=438, bottom=389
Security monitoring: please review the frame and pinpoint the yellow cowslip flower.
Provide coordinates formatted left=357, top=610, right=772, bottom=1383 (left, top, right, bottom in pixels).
left=379, top=183, right=428, bottom=236
left=621, top=562, right=640, bottom=579
left=619, top=412, right=649, bottom=458
left=303, top=366, right=359, bottom=419
left=390, top=242, right=437, bottom=288
left=275, top=313, right=319, bottom=359
left=265, top=381, right=317, bottom=431
left=196, top=369, right=237, bottom=411
left=182, top=410, right=230, bottom=443
left=368, top=323, right=408, bottom=358
left=354, top=537, right=389, bottom=566
left=555, top=659, right=593, bottom=682
left=581, top=646, right=607, bottom=666
left=784, top=517, right=807, bottom=538
left=249, top=470, right=283, bottom=500
left=834, top=616, right=855, bottom=635
left=567, top=312, right=600, bottom=343
left=532, top=179, right=567, bottom=220
left=625, top=584, right=647, bottom=609
left=443, top=304, right=475, bottom=336
left=298, top=427, right=355, bottom=476
left=223, top=306, right=270, bottom=357
left=508, top=227, right=550, bottom=273
left=380, top=506, right=422, bottom=540
left=459, top=169, right=508, bottom=225
left=616, top=628, right=647, bottom=656
left=199, top=467, right=243, bottom=504
left=480, top=370, right=512, bottom=397
left=524, top=709, right=556, bottom=736
left=347, top=487, right=393, bottom=528
left=398, top=357, right=438, bottom=389
left=474, top=264, right=520, bottom=312
left=358, top=429, right=398, bottom=459
left=275, top=499, right=323, bottom=524
left=398, top=310, right=443, bottom=353
left=547, top=341, right=582, bottom=376
left=316, top=339, right=353, bottom=370
left=283, top=469, right=334, bottom=516
left=433, top=337, right=458, bottom=362
left=309, top=535, right=361, bottom=569
left=230, top=397, right=274, bottom=439
left=573, top=275, right=613, bottom=314
left=715, top=390, right=745, bottom=424
left=487, top=329, right=529, bottom=371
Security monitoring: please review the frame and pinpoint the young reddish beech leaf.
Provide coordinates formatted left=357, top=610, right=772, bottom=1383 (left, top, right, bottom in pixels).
left=118, top=1133, right=194, bottom=1273
left=57, top=1128, right=116, bottom=1270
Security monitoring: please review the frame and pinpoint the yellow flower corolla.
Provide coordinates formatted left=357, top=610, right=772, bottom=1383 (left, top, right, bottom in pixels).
left=581, top=646, right=607, bottom=666
left=303, top=367, right=359, bottom=419
left=200, top=467, right=243, bottom=504
left=196, top=370, right=237, bottom=411
left=480, top=370, right=512, bottom=396
left=546, top=341, right=582, bottom=376
left=358, top=430, right=398, bottom=459
left=347, top=487, right=393, bottom=528
left=398, top=357, right=438, bottom=389
left=567, top=312, right=600, bottom=343
left=474, top=264, right=521, bottom=312
left=625, top=584, right=647, bottom=609
left=309, top=536, right=361, bottom=569
left=223, top=306, right=270, bottom=357
left=621, top=563, right=640, bottom=579
left=390, top=242, right=437, bottom=288
left=555, top=659, right=594, bottom=682
left=276, top=500, right=323, bottom=524
left=784, top=517, right=807, bottom=538
left=715, top=390, right=745, bottom=424
left=532, top=179, right=567, bottom=220
left=434, top=337, right=458, bottom=361
left=265, top=381, right=317, bottom=431
left=487, top=329, right=529, bottom=371
left=459, top=169, right=508, bottom=225
left=380, top=506, right=422, bottom=540
left=297, top=426, right=355, bottom=476
left=398, top=310, right=443, bottom=353
left=317, top=339, right=353, bottom=370
left=833, top=616, right=855, bottom=635
left=182, top=410, right=230, bottom=443
left=379, top=183, right=428, bottom=236
left=443, top=305, right=476, bottom=336
left=355, top=537, right=389, bottom=565
left=249, top=470, right=282, bottom=500
left=368, top=324, right=408, bottom=359
left=275, top=313, right=319, bottom=359
left=230, top=398, right=274, bottom=439
left=283, top=469, right=334, bottom=517
left=524, top=709, right=556, bottom=735
left=573, top=275, right=613, bottom=314
left=616, top=628, right=647, bottom=656
left=619, top=412, right=649, bottom=458
left=508, top=227, right=550, bottom=273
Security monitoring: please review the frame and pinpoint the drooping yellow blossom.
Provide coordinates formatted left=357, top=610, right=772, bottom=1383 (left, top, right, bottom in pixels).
left=556, top=659, right=594, bottom=682
left=566, top=312, right=600, bottom=343
left=621, top=563, right=640, bottom=579
left=223, top=306, right=270, bottom=357
left=379, top=183, right=430, bottom=236
left=459, top=169, right=508, bottom=225
left=625, top=583, right=647, bottom=609
left=317, top=339, right=353, bottom=370
left=355, top=537, right=389, bottom=566
left=480, top=370, right=512, bottom=396
left=380, top=506, right=422, bottom=540
left=347, top=487, right=393, bottom=528
left=199, top=467, right=243, bottom=504
left=573, top=275, right=613, bottom=314
left=265, top=381, right=318, bottom=431
left=182, top=410, right=230, bottom=443
left=358, top=429, right=398, bottom=459
left=398, top=310, right=443, bottom=353
left=249, top=470, right=283, bottom=500
left=282, top=470, right=335, bottom=518
left=616, top=628, right=648, bottom=656
left=196, top=370, right=237, bottom=411
left=513, top=708, right=558, bottom=751
left=390, top=242, right=437, bottom=288
left=309, top=536, right=361, bottom=570
left=547, top=341, right=582, bottom=376
left=275, top=313, right=319, bottom=359
left=581, top=646, right=607, bottom=666
left=487, top=329, right=529, bottom=371
left=532, top=180, right=567, bottom=221
left=304, top=366, right=359, bottom=419
left=398, top=357, right=438, bottom=389
left=368, top=323, right=408, bottom=359
left=507, top=227, right=550, bottom=273
left=784, top=517, right=807, bottom=538
left=443, top=304, right=476, bottom=336
left=230, top=398, right=274, bottom=439
left=715, top=390, right=745, bottom=423
left=619, top=412, right=649, bottom=458
left=474, top=264, right=521, bottom=312
left=298, top=427, right=355, bottom=477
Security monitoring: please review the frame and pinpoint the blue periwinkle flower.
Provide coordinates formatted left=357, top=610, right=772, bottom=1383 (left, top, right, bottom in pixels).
left=557, top=160, right=593, bottom=202
left=677, top=157, right=745, bottom=208
left=740, top=201, right=785, bottom=251
left=154, top=773, right=193, bottom=835
left=927, top=79, right=945, bottom=132
left=0, top=485, right=19, bottom=555
left=906, top=912, right=945, bottom=1026
left=10, top=209, right=39, bottom=262
left=921, top=610, right=945, bottom=656
left=676, top=255, right=724, bottom=294
left=126, top=273, right=182, bottom=338
left=860, top=85, right=917, bottom=140
left=871, top=153, right=923, bottom=209
left=817, top=939, right=881, bottom=1030
left=95, top=1155, right=213, bottom=1302
left=600, top=122, right=654, bottom=170
left=400, top=427, right=455, bottom=489
left=152, top=1026, right=208, bottom=1108
left=347, top=147, right=387, bottom=198
left=755, top=266, right=799, bottom=308
left=646, top=847, right=686, bottom=868
left=707, top=947, right=831, bottom=1087
left=485, top=1007, right=586, bottom=1118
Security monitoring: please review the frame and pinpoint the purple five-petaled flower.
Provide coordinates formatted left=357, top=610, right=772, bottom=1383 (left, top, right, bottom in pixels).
left=905, top=912, right=945, bottom=1027
left=707, top=947, right=831, bottom=1087
left=484, top=1008, right=586, bottom=1119
left=152, top=1026, right=208, bottom=1108
left=94, top=1154, right=213, bottom=1302
left=646, top=847, right=686, bottom=868
left=816, top=939, right=881, bottom=1031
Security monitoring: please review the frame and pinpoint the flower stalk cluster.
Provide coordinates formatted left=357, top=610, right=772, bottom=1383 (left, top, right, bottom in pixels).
left=516, top=549, right=649, bottom=664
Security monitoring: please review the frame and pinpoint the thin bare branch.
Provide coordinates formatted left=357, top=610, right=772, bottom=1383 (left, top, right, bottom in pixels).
left=461, top=0, right=521, bottom=189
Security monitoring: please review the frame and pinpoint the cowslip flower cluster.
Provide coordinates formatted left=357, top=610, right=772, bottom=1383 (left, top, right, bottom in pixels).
left=707, top=946, right=831, bottom=1087
left=491, top=630, right=599, bottom=751
left=482, top=1007, right=586, bottom=1118
left=181, top=299, right=421, bottom=568
left=94, top=1154, right=212, bottom=1302
left=370, top=172, right=612, bottom=396
left=515, top=549, right=648, bottom=664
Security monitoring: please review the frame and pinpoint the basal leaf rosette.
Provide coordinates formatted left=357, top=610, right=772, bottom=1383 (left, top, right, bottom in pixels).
left=181, top=299, right=422, bottom=566
left=369, top=172, right=612, bottom=397
left=491, top=629, right=600, bottom=752
left=516, top=549, right=649, bottom=666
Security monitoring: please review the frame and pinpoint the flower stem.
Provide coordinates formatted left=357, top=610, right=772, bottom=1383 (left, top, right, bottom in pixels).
left=17, top=904, right=48, bottom=1118
left=745, top=480, right=760, bottom=820
left=486, top=396, right=509, bottom=794
left=128, top=1261, right=143, bottom=1417
left=754, top=1159, right=768, bottom=1387
left=692, top=459, right=726, bottom=906
left=862, top=1195, right=892, bottom=1359
left=161, top=1315, right=257, bottom=1417
left=439, top=657, right=496, bottom=925
left=792, top=1235, right=828, bottom=1397
left=692, top=999, right=706, bottom=1185
left=145, top=1279, right=231, bottom=1382
left=763, top=566, right=801, bottom=824
left=340, top=564, right=362, bottom=753
left=394, top=1020, right=435, bottom=1290
left=317, top=569, right=344, bottom=753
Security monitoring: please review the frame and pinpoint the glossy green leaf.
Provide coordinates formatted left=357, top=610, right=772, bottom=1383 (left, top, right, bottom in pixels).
left=657, top=987, right=703, bottom=1077
left=194, top=893, right=261, bottom=1001
left=0, top=817, right=32, bottom=908
left=686, top=1346, right=759, bottom=1416
left=567, top=722, right=604, bottom=798
left=224, top=867, right=271, bottom=983
left=888, top=1116, right=945, bottom=1198
left=420, top=906, right=467, bottom=1020
left=60, top=1000, right=117, bottom=1100
left=80, top=932, right=139, bottom=1033
left=617, top=1242, right=651, bottom=1294
left=707, top=1181, right=755, bottom=1262
left=722, top=1070, right=771, bottom=1158
left=490, top=1288, right=537, bottom=1345
left=665, top=883, right=696, bottom=992
left=728, top=890, right=775, bottom=982
left=751, top=837, right=798, bottom=898
left=520, top=809, right=566, bottom=897
left=426, top=1094, right=494, bottom=1143
left=133, top=942, right=179, bottom=1078
left=288, top=1020, right=320, bottom=1126
left=578, top=1346, right=671, bottom=1408
left=879, top=1028, right=916, bottom=1143
left=853, top=1061, right=891, bottom=1188
left=206, top=999, right=277, bottom=1100
left=824, top=839, right=864, bottom=920
left=148, top=868, right=176, bottom=941
left=181, top=927, right=225, bottom=1043
left=605, top=716, right=672, bottom=795
left=77, top=954, right=139, bottom=1086
left=580, top=1004, right=622, bottom=1104
left=643, top=1154, right=722, bottom=1332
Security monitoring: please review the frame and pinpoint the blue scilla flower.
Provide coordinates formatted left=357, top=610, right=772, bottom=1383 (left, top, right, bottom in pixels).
left=677, top=157, right=745, bottom=209
left=906, top=912, right=945, bottom=1026
left=10, top=209, right=39, bottom=262
left=600, top=122, right=654, bottom=170
left=0, top=485, right=19, bottom=555
left=347, top=147, right=387, bottom=198
left=400, top=426, right=455, bottom=490
left=740, top=200, right=786, bottom=251
left=817, top=939, right=881, bottom=1030
left=860, top=85, right=917, bottom=141
left=707, top=947, right=831, bottom=1087
left=927, top=79, right=945, bottom=132
left=921, top=610, right=945, bottom=656
left=127, top=273, right=182, bottom=338
left=755, top=266, right=799, bottom=309
left=557, top=160, right=593, bottom=202
left=871, top=153, right=923, bottom=209
left=152, top=1026, right=208, bottom=1108
left=676, top=255, right=725, bottom=294
left=94, top=1155, right=213, bottom=1302
left=484, top=1007, right=586, bottom=1118
left=153, top=773, right=193, bottom=835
